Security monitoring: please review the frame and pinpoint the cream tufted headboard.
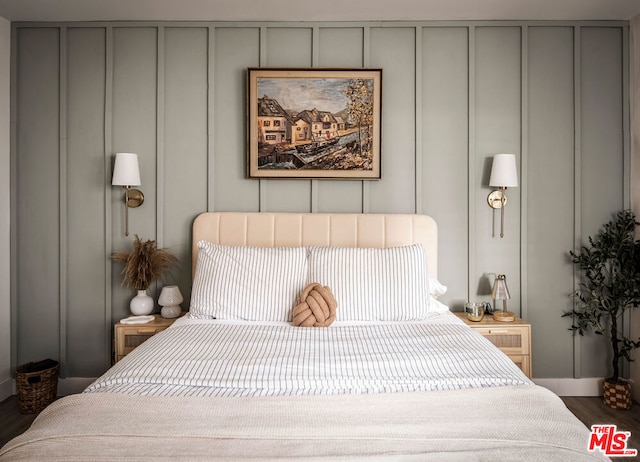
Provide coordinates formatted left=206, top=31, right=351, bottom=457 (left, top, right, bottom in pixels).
left=192, top=212, right=438, bottom=279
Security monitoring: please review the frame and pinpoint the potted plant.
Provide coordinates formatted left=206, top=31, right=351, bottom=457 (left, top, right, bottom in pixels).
left=112, top=235, right=178, bottom=316
left=563, top=209, right=640, bottom=409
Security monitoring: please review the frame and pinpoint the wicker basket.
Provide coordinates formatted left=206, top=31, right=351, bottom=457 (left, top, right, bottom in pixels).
left=16, top=359, right=59, bottom=414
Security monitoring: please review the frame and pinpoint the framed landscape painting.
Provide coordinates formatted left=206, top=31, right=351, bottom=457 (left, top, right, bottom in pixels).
left=247, top=68, right=382, bottom=179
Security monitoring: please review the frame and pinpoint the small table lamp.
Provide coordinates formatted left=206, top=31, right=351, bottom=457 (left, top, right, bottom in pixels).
left=158, top=285, right=183, bottom=319
left=492, top=274, right=514, bottom=322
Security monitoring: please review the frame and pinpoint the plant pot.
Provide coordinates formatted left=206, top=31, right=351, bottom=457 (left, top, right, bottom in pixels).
left=603, top=379, right=632, bottom=410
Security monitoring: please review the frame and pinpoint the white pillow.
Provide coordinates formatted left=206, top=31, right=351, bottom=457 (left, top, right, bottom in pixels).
left=428, top=296, right=450, bottom=313
left=307, top=244, right=430, bottom=321
left=190, top=242, right=307, bottom=321
left=427, top=276, right=449, bottom=312
left=429, top=276, right=447, bottom=298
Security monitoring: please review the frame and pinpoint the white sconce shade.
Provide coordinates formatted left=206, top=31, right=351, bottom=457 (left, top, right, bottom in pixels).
left=111, top=152, right=144, bottom=236
left=112, top=153, right=141, bottom=186
left=487, top=154, right=518, bottom=238
left=489, top=154, right=518, bottom=187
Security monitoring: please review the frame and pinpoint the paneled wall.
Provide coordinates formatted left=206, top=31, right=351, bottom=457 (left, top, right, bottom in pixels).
left=10, top=21, right=629, bottom=380
left=0, top=17, right=11, bottom=397
left=631, top=14, right=640, bottom=402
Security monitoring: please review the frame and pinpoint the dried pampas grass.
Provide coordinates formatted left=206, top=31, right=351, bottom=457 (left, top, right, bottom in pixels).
left=112, top=235, right=177, bottom=290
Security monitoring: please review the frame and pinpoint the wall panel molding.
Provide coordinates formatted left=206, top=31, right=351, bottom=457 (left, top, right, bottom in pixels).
left=207, top=26, right=215, bottom=211
left=467, top=25, right=476, bottom=304
left=519, top=25, right=528, bottom=322
left=156, top=25, right=165, bottom=246
left=14, top=27, right=62, bottom=368
left=9, top=19, right=630, bottom=381
left=527, top=25, right=576, bottom=378
left=103, top=25, right=114, bottom=369
left=59, top=26, right=68, bottom=377
left=572, top=25, right=583, bottom=379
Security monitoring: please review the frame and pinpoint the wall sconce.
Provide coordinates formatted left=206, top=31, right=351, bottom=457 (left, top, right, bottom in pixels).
left=492, top=274, right=514, bottom=322
left=111, top=152, right=144, bottom=237
left=487, top=153, right=518, bottom=238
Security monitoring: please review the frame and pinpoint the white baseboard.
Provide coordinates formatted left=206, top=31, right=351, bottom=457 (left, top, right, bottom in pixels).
left=534, top=377, right=604, bottom=396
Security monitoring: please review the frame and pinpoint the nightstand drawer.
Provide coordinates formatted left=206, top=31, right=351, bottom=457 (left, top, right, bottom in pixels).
left=507, top=355, right=530, bottom=377
left=126, top=326, right=164, bottom=337
left=116, top=327, right=168, bottom=360
left=473, top=326, right=530, bottom=356
left=123, top=330, right=161, bottom=350
left=454, top=312, right=532, bottom=379
left=114, top=314, right=182, bottom=363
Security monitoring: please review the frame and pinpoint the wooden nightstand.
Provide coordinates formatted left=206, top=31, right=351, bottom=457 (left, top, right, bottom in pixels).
left=114, top=314, right=182, bottom=363
left=455, top=312, right=532, bottom=379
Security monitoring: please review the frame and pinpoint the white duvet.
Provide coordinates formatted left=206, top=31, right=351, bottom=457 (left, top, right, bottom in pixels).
left=86, top=312, right=532, bottom=397
left=2, top=312, right=610, bottom=461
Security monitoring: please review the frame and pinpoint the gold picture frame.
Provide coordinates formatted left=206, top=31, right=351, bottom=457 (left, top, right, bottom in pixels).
left=247, top=68, right=382, bottom=179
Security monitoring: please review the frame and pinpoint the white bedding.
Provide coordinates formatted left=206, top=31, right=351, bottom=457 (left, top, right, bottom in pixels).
left=1, top=385, right=608, bottom=462
left=2, top=312, right=607, bottom=461
left=3, top=213, right=605, bottom=460
left=85, top=312, right=531, bottom=397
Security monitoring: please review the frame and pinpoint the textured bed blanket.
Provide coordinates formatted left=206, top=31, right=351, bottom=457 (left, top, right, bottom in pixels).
left=85, top=317, right=531, bottom=397
left=1, top=385, right=608, bottom=461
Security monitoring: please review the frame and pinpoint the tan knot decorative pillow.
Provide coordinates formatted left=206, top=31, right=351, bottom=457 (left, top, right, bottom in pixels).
left=292, top=283, right=337, bottom=327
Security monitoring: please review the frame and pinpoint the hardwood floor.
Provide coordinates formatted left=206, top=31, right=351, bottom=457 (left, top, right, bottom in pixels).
left=1, top=394, right=640, bottom=456
left=561, top=396, right=640, bottom=460
left=0, top=395, right=38, bottom=448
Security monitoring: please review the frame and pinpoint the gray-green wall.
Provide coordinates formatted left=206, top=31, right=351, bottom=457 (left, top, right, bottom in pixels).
left=0, top=16, right=11, bottom=398
left=10, top=21, right=629, bottom=380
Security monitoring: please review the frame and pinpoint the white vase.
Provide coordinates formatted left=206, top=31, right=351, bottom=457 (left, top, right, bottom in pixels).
left=130, top=289, right=154, bottom=316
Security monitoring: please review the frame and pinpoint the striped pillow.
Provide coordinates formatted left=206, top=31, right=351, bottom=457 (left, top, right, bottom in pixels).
left=307, top=244, right=430, bottom=321
left=190, top=242, right=308, bottom=321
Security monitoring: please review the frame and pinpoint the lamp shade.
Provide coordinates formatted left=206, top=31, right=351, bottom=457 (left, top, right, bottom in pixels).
left=489, top=154, right=518, bottom=187
left=112, top=152, right=141, bottom=186
left=491, top=274, right=511, bottom=300
left=158, top=285, right=184, bottom=306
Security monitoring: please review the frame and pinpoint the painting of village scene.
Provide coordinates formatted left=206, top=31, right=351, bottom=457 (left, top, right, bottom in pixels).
left=247, top=68, right=382, bottom=179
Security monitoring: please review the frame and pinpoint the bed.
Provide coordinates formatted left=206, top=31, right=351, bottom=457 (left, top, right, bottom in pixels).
left=1, top=213, right=608, bottom=461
